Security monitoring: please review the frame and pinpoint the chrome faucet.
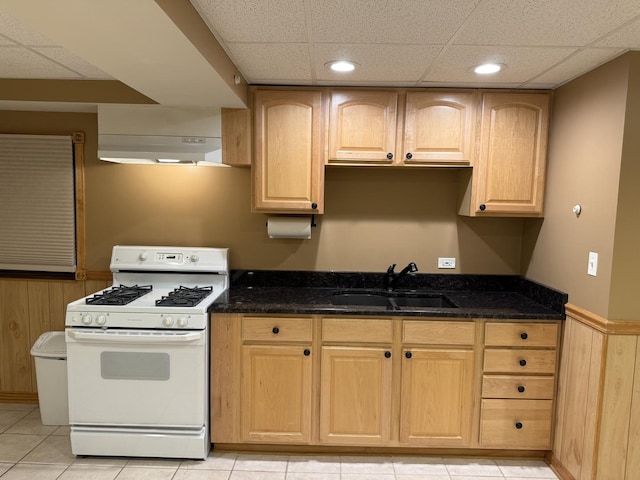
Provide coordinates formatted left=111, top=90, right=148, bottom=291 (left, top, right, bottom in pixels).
left=384, top=262, right=418, bottom=291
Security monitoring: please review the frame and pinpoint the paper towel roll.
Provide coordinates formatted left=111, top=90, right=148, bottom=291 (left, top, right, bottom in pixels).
left=267, top=216, right=312, bottom=239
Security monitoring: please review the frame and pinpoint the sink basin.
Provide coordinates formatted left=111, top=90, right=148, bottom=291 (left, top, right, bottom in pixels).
left=331, top=291, right=458, bottom=309
left=330, top=293, right=390, bottom=307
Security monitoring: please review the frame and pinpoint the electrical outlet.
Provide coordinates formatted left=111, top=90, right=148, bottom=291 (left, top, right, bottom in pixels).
left=438, top=257, right=456, bottom=269
left=588, top=251, right=598, bottom=276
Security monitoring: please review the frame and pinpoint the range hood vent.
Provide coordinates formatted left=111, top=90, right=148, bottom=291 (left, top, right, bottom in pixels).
left=97, top=105, right=223, bottom=165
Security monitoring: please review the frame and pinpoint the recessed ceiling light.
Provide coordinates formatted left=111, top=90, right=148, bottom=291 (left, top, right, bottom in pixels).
left=326, top=60, right=357, bottom=73
left=473, top=63, right=505, bottom=74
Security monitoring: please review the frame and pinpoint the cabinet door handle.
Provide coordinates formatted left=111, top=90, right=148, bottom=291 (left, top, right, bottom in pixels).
left=517, top=385, right=526, bottom=393
left=384, top=351, right=391, bottom=358
left=520, top=332, right=528, bottom=340
left=479, top=204, right=487, bottom=211
left=272, top=327, right=279, bottom=334
left=303, top=349, right=311, bottom=356
left=405, top=351, right=412, bottom=359
left=515, top=422, right=523, bottom=430
left=387, top=152, right=393, bottom=160
left=405, top=152, right=412, bottom=160
left=519, top=359, right=527, bottom=367
left=311, top=202, right=318, bottom=210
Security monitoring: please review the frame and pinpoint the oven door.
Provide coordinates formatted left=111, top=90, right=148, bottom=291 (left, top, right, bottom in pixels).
left=65, top=328, right=207, bottom=428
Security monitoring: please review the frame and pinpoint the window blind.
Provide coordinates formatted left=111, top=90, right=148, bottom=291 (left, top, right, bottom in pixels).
left=0, top=134, right=76, bottom=272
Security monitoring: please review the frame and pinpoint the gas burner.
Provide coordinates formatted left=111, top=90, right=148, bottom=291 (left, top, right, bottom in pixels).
left=85, top=284, right=153, bottom=306
left=156, top=286, right=213, bottom=307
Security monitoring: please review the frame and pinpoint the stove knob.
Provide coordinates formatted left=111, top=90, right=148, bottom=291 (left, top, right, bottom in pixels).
left=177, top=317, right=188, bottom=328
left=163, top=316, right=174, bottom=327
left=81, top=314, right=93, bottom=325
left=190, top=254, right=199, bottom=263
left=139, top=251, right=148, bottom=261
left=96, top=315, right=107, bottom=326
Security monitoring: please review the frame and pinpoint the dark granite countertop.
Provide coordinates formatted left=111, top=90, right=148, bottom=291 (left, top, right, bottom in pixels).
left=209, top=271, right=567, bottom=320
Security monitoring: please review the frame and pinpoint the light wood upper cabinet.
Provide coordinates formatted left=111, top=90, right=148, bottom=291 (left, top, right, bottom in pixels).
left=462, top=92, right=550, bottom=217
left=328, top=89, right=476, bottom=166
left=253, top=89, right=324, bottom=213
left=400, top=348, right=475, bottom=446
left=403, top=91, right=476, bottom=165
left=328, top=90, right=399, bottom=164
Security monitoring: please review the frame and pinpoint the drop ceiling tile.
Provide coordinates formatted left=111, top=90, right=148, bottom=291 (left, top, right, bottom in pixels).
left=225, top=42, right=311, bottom=82
left=0, top=11, right=56, bottom=45
left=419, top=80, right=523, bottom=89
left=190, top=0, right=307, bottom=43
left=454, top=0, right=640, bottom=46
left=315, top=43, right=442, bottom=83
left=595, top=16, right=640, bottom=48
left=32, top=47, right=113, bottom=79
left=310, top=0, right=481, bottom=44
left=525, top=47, right=625, bottom=86
left=424, top=45, right=577, bottom=84
left=0, top=46, right=81, bottom=78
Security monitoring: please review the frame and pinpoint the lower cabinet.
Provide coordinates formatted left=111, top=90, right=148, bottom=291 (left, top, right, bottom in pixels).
left=400, top=348, right=474, bottom=446
left=210, top=313, right=561, bottom=451
left=320, top=346, right=393, bottom=445
left=241, top=345, right=313, bottom=443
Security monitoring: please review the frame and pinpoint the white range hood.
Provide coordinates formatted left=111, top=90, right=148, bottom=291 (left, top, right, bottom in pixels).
left=97, top=105, right=223, bottom=165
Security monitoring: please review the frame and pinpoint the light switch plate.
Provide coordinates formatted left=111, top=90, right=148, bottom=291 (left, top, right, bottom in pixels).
left=588, top=251, right=598, bottom=276
left=438, top=257, right=456, bottom=269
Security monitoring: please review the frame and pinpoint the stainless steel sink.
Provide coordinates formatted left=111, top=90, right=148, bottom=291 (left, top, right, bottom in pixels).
left=331, top=291, right=458, bottom=309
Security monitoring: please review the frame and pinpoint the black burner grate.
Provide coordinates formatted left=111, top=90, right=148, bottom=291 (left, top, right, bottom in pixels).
left=85, top=284, right=153, bottom=306
left=155, top=286, right=213, bottom=307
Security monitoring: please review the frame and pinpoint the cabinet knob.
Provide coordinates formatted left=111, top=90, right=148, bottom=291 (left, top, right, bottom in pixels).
left=405, top=351, right=412, bottom=359
left=520, top=332, right=528, bottom=340
left=311, top=202, right=318, bottom=210
left=479, top=204, right=486, bottom=211
left=303, top=349, right=311, bottom=356
left=517, top=385, right=525, bottom=393
left=519, top=359, right=527, bottom=367
left=384, top=351, right=391, bottom=358
left=515, top=422, right=523, bottom=430
left=272, top=327, right=279, bottom=334
left=405, top=152, right=413, bottom=160
left=387, top=152, right=393, bottom=160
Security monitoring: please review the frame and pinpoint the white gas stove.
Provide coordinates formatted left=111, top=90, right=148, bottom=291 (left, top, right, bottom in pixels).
left=64, top=245, right=228, bottom=460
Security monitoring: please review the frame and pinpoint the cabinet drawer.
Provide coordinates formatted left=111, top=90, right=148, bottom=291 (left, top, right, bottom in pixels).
left=485, top=322, right=558, bottom=347
left=242, top=316, right=312, bottom=342
left=483, top=349, right=556, bottom=374
left=482, top=375, right=555, bottom=399
left=403, top=320, right=475, bottom=346
left=322, top=318, right=392, bottom=344
left=480, top=399, right=553, bottom=449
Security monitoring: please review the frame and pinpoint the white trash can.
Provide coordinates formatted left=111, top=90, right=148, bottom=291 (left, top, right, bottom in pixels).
left=30, top=331, right=69, bottom=425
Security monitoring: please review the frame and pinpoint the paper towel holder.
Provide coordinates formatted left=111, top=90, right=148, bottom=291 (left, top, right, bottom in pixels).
left=264, top=215, right=317, bottom=228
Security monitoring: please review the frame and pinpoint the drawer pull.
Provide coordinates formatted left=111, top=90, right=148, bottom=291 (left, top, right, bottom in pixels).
left=272, top=327, right=279, bottom=334
left=519, top=359, right=527, bottom=367
left=303, top=349, right=311, bottom=356
left=515, top=422, right=523, bottom=430
left=384, top=351, right=391, bottom=358
left=405, top=351, right=412, bottom=359
left=520, top=332, right=528, bottom=340
left=517, top=385, right=526, bottom=393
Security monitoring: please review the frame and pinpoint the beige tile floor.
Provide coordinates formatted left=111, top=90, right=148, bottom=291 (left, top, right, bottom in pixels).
left=0, top=403, right=559, bottom=480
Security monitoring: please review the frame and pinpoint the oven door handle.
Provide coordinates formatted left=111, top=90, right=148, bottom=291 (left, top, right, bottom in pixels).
left=67, top=330, right=203, bottom=344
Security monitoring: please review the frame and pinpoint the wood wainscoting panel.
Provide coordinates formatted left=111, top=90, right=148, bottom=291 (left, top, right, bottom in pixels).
left=0, top=280, right=32, bottom=392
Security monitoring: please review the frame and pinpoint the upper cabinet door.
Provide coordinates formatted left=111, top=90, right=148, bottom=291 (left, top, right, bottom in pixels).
left=402, top=91, right=477, bottom=165
left=328, top=90, right=398, bottom=164
left=253, top=89, right=324, bottom=213
left=473, top=92, right=550, bottom=216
